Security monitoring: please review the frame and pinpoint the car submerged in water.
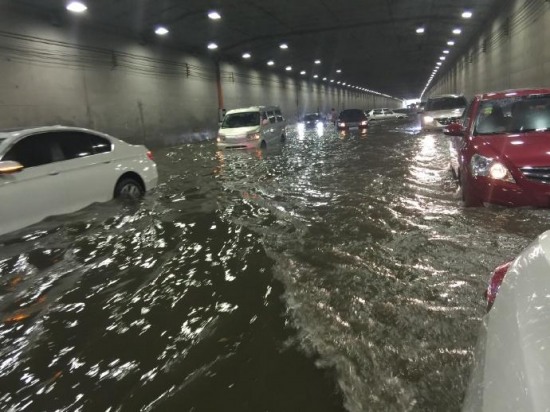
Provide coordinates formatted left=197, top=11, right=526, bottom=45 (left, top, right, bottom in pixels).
left=445, top=88, right=550, bottom=207
left=462, top=229, right=550, bottom=411
left=337, top=109, right=369, bottom=131
left=422, top=94, right=467, bottom=130
left=0, top=125, right=158, bottom=236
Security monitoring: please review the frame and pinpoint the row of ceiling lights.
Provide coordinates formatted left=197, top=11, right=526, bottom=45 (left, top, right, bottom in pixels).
left=65, top=1, right=397, bottom=99
left=419, top=9, right=474, bottom=98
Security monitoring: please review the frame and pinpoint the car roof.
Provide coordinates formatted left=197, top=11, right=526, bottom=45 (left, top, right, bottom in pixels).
left=477, top=88, right=550, bottom=101
left=427, top=94, right=465, bottom=100
left=0, top=125, right=113, bottom=146
left=226, top=106, right=280, bottom=114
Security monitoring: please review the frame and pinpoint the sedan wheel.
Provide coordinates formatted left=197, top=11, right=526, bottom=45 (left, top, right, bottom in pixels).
left=115, top=178, right=144, bottom=199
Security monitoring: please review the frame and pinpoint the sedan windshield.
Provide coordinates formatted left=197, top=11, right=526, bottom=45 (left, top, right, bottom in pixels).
left=304, top=114, right=320, bottom=121
left=426, top=96, right=467, bottom=111
left=340, top=109, right=366, bottom=121
left=221, top=112, right=260, bottom=128
left=475, top=94, right=550, bottom=135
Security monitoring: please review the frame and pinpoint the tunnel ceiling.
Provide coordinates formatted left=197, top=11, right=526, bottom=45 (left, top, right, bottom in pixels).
left=12, top=0, right=503, bottom=99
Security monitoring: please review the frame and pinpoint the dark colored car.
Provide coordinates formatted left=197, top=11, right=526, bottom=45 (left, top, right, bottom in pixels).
left=301, top=113, right=323, bottom=128
left=444, top=88, right=550, bottom=207
left=337, top=109, right=368, bottom=130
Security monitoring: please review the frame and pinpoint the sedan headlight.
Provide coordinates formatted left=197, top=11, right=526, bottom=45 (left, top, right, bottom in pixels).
left=423, top=115, right=434, bottom=124
left=338, top=122, right=346, bottom=127
left=247, top=132, right=260, bottom=140
left=470, top=154, right=515, bottom=183
left=217, top=134, right=226, bottom=142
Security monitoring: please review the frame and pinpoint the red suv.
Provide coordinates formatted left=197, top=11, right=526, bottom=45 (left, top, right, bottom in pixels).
left=445, top=88, right=550, bottom=207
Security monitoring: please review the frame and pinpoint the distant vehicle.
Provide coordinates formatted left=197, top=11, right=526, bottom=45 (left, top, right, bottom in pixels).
left=0, top=125, right=158, bottom=236
left=217, top=105, right=286, bottom=149
left=300, top=113, right=323, bottom=128
left=444, top=88, right=550, bottom=207
left=367, top=108, right=407, bottom=121
left=337, top=109, right=369, bottom=130
left=422, top=94, right=467, bottom=130
left=462, top=230, right=550, bottom=412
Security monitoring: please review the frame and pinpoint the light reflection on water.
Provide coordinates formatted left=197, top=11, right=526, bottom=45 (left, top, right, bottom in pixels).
left=1, top=121, right=549, bottom=411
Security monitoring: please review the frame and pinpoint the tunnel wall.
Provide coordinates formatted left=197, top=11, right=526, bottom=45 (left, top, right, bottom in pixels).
left=0, top=5, right=401, bottom=147
left=426, top=0, right=550, bottom=100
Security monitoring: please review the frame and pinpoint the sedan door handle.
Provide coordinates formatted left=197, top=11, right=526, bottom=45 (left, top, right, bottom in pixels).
left=49, top=171, right=60, bottom=176
left=103, top=160, right=111, bottom=164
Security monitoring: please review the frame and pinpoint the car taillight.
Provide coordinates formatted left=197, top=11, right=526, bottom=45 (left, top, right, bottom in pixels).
left=486, top=261, right=512, bottom=311
left=146, top=151, right=154, bottom=160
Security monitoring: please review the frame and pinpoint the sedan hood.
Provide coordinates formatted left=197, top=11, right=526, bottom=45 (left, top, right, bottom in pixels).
left=424, top=108, right=464, bottom=118
left=478, top=132, right=550, bottom=167
left=463, top=230, right=550, bottom=411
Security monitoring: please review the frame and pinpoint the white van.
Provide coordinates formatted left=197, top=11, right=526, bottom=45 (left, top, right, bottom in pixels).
left=216, top=106, right=286, bottom=149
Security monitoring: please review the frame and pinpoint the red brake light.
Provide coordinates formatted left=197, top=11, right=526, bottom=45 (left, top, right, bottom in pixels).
left=146, top=151, right=154, bottom=160
left=486, top=261, right=512, bottom=311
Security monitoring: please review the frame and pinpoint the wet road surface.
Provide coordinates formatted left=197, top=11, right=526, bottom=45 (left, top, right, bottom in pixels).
left=1, top=119, right=549, bottom=411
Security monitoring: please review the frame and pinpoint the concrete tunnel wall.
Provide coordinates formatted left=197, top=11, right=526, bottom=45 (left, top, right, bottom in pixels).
left=426, top=0, right=550, bottom=100
left=0, top=6, right=401, bottom=148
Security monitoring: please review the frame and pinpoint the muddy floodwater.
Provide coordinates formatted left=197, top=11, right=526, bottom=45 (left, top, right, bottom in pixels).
left=1, top=119, right=549, bottom=411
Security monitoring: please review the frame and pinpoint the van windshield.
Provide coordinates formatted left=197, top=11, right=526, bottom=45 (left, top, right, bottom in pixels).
left=426, top=96, right=467, bottom=111
left=221, top=112, right=260, bottom=128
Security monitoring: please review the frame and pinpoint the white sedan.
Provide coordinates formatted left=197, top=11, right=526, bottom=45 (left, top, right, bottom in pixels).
left=462, top=230, right=550, bottom=411
left=367, top=108, right=407, bottom=121
left=0, top=126, right=158, bottom=236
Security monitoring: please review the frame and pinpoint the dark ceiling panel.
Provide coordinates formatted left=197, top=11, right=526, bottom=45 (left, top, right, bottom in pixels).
left=8, top=0, right=503, bottom=98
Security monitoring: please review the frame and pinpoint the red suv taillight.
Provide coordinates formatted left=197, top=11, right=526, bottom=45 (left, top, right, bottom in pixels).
left=146, top=151, right=154, bottom=160
left=485, top=261, right=512, bottom=311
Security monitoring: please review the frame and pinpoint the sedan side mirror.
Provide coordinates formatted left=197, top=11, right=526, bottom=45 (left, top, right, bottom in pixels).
left=444, top=122, right=465, bottom=137
left=0, top=160, right=24, bottom=175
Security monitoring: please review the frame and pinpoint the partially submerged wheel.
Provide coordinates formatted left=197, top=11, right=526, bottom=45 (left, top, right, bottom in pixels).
left=260, top=140, right=267, bottom=149
left=114, top=177, right=144, bottom=199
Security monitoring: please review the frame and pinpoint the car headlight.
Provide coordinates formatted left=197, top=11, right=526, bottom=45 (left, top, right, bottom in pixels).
left=360, top=121, right=368, bottom=126
left=470, top=154, right=515, bottom=183
left=338, top=122, right=346, bottom=127
left=423, top=116, right=434, bottom=123
left=217, top=134, right=226, bottom=142
left=247, top=132, right=260, bottom=140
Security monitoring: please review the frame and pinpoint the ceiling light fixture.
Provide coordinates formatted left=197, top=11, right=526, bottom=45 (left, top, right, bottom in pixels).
left=443, top=50, right=450, bottom=54
left=447, top=40, right=455, bottom=46
left=336, top=69, right=342, bottom=73
left=322, top=77, right=327, bottom=81
left=314, top=59, right=321, bottom=64
left=207, top=42, right=218, bottom=50
left=208, top=11, right=221, bottom=20
left=453, top=28, right=462, bottom=35
left=267, top=60, right=275, bottom=66
left=416, top=26, right=425, bottom=34
left=285, top=66, right=292, bottom=71
left=242, top=52, right=251, bottom=59
left=313, top=75, right=319, bottom=78
left=300, top=70, right=306, bottom=75
left=462, top=10, right=473, bottom=19
left=66, top=1, right=87, bottom=13
left=155, top=26, right=169, bottom=36
left=280, top=43, right=289, bottom=49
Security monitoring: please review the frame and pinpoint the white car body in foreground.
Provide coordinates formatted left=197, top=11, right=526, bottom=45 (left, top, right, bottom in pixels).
left=463, top=230, right=550, bottom=411
left=0, top=126, right=158, bottom=236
